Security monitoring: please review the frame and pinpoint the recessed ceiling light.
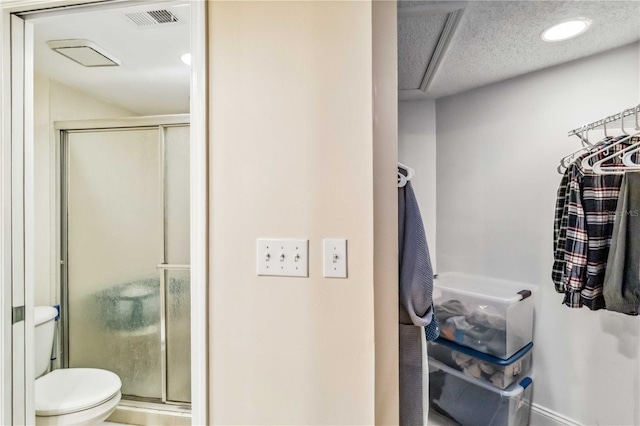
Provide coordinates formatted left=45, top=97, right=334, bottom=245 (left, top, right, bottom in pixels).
left=181, top=53, right=191, bottom=66
left=541, top=18, right=592, bottom=42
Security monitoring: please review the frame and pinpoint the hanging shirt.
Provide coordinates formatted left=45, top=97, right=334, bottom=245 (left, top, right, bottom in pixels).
left=603, top=172, right=640, bottom=315
left=552, top=166, right=573, bottom=293
left=553, top=136, right=616, bottom=293
left=562, top=138, right=638, bottom=310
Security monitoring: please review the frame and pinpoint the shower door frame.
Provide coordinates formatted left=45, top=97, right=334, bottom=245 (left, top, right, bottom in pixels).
left=56, top=115, right=191, bottom=406
left=0, top=1, right=208, bottom=424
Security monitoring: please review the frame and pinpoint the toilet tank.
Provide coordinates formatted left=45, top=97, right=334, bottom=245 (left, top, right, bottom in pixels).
left=34, top=306, right=58, bottom=378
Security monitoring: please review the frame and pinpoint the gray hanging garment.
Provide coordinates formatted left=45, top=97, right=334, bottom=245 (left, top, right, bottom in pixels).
left=603, top=172, right=640, bottom=315
left=399, top=181, right=438, bottom=426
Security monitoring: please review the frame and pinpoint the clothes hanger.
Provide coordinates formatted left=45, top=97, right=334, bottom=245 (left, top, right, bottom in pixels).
left=557, top=124, right=592, bottom=174
left=397, top=162, right=414, bottom=188
left=622, top=147, right=640, bottom=167
left=591, top=107, right=640, bottom=174
left=558, top=124, right=588, bottom=172
left=620, top=106, right=640, bottom=167
left=591, top=106, right=640, bottom=175
left=581, top=108, right=638, bottom=172
left=558, top=120, right=615, bottom=174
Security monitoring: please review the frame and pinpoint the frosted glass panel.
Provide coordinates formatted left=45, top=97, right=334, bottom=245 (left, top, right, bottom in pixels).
left=164, top=125, right=191, bottom=403
left=67, top=129, right=163, bottom=400
left=166, top=269, right=191, bottom=403
left=165, top=126, right=190, bottom=264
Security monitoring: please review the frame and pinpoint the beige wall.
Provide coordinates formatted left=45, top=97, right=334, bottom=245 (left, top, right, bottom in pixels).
left=34, top=75, right=136, bottom=307
left=372, top=1, right=399, bottom=425
left=208, top=1, right=397, bottom=424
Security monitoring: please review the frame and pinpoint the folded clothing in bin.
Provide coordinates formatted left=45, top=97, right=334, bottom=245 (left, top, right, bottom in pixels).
left=437, top=300, right=509, bottom=356
left=429, top=358, right=533, bottom=426
left=429, top=337, right=533, bottom=389
left=433, top=273, right=536, bottom=359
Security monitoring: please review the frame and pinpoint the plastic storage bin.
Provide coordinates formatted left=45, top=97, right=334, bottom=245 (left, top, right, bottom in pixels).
left=428, top=337, right=533, bottom=389
left=429, top=358, right=533, bottom=426
left=433, top=272, right=537, bottom=359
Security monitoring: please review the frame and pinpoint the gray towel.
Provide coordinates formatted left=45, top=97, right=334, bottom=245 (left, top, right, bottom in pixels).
left=399, top=182, right=435, bottom=426
left=604, top=172, right=640, bottom=315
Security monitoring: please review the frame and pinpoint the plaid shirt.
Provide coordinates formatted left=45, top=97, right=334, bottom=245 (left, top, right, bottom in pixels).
left=552, top=138, right=615, bottom=294
left=561, top=137, right=638, bottom=309
left=552, top=166, right=572, bottom=292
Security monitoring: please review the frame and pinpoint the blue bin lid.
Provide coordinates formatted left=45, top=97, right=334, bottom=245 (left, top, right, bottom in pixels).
left=433, top=337, right=533, bottom=366
left=519, top=377, right=533, bottom=389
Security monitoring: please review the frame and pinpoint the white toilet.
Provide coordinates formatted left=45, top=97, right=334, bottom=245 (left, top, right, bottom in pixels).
left=35, top=306, right=122, bottom=425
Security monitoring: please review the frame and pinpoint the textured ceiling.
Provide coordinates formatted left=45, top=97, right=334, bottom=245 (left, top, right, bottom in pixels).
left=34, top=2, right=190, bottom=115
left=399, top=13, right=448, bottom=89
left=399, top=0, right=640, bottom=100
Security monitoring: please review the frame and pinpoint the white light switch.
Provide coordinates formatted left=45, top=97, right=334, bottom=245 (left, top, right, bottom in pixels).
left=323, top=238, right=347, bottom=278
left=257, top=239, right=308, bottom=277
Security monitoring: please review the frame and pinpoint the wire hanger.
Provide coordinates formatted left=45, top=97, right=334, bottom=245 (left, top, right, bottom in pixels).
left=398, top=162, right=414, bottom=188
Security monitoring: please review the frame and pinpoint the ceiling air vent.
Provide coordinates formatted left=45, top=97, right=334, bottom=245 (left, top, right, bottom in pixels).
left=125, top=9, right=179, bottom=27
left=47, top=40, right=120, bottom=67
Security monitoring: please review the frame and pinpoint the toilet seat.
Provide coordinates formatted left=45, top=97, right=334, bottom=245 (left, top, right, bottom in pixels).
left=36, top=368, right=121, bottom=416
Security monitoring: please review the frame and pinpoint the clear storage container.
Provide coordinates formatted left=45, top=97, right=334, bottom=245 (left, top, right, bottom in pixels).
left=429, top=358, right=533, bottom=426
left=428, top=337, right=533, bottom=389
left=433, top=272, right=537, bottom=359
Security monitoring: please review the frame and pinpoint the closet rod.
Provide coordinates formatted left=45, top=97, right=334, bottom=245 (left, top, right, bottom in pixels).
left=567, top=104, right=640, bottom=137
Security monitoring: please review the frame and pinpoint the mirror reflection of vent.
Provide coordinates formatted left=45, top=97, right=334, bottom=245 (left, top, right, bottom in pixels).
left=125, top=10, right=179, bottom=27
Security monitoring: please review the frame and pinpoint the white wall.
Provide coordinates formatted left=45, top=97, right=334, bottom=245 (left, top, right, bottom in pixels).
left=435, top=42, right=640, bottom=425
left=208, top=2, right=394, bottom=424
left=34, top=75, right=136, bottom=307
left=398, top=100, right=437, bottom=272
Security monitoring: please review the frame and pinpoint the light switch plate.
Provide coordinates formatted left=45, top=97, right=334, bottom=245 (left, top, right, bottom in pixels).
left=257, top=239, right=308, bottom=277
left=323, top=238, right=347, bottom=278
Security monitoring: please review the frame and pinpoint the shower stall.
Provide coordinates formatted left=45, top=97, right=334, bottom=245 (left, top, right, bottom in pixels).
left=56, top=115, right=191, bottom=407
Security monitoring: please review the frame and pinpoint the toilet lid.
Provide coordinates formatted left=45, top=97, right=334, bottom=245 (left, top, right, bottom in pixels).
left=36, top=368, right=122, bottom=416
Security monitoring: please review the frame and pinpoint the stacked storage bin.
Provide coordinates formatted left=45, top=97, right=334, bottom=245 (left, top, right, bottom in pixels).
left=428, top=273, right=537, bottom=426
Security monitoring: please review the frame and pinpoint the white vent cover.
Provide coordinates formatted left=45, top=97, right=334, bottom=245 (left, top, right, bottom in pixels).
left=125, top=9, right=179, bottom=27
left=47, top=40, right=120, bottom=67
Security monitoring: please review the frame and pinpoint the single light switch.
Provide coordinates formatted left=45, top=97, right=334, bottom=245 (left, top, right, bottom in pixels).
left=257, top=239, right=308, bottom=277
left=323, top=238, right=347, bottom=278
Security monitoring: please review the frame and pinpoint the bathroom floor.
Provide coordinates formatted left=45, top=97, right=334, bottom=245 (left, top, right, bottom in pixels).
left=428, top=410, right=459, bottom=426
left=104, top=413, right=455, bottom=425
left=103, top=412, right=455, bottom=425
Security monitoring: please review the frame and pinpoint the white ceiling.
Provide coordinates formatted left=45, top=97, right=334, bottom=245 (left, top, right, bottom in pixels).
left=33, top=1, right=640, bottom=109
left=399, top=0, right=640, bottom=100
left=34, top=2, right=190, bottom=115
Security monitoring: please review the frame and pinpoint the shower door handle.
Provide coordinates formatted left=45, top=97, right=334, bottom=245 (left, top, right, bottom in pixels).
left=156, top=264, right=190, bottom=270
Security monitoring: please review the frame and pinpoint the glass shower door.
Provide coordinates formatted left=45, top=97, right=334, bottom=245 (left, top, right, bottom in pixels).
left=162, top=125, right=191, bottom=403
left=65, top=128, right=164, bottom=400
left=63, top=124, right=191, bottom=405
